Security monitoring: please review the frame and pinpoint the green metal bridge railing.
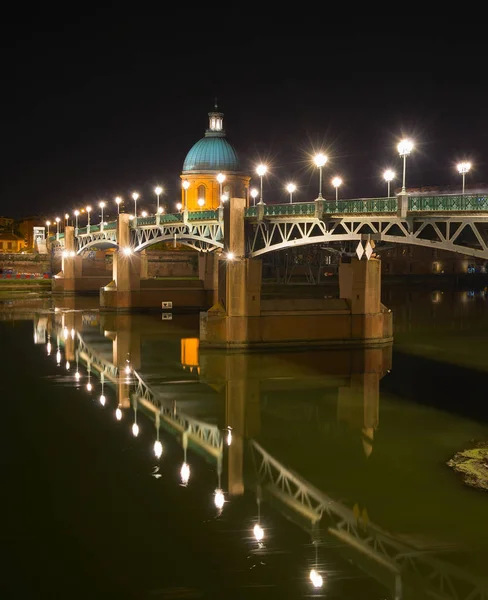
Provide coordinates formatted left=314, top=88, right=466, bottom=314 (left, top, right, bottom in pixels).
left=408, top=194, right=488, bottom=211
left=50, top=194, right=488, bottom=244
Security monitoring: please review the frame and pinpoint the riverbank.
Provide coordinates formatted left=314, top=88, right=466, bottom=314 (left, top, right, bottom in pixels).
left=0, top=279, right=52, bottom=296
left=447, top=441, right=488, bottom=491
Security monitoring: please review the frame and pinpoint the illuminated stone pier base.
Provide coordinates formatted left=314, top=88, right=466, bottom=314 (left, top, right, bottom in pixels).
left=99, top=214, right=210, bottom=312
left=200, top=198, right=393, bottom=350
left=198, top=252, right=220, bottom=307
left=51, top=226, right=112, bottom=294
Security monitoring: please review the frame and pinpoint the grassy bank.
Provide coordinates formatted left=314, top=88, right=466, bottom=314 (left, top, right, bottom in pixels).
left=0, top=279, right=52, bottom=294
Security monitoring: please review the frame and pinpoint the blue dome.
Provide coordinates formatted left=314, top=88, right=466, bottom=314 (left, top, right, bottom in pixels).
left=183, top=135, right=240, bottom=173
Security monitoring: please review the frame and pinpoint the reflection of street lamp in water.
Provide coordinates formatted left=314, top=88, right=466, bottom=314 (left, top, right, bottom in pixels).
left=253, top=495, right=264, bottom=543
left=153, top=415, right=163, bottom=458
left=180, top=431, right=190, bottom=485
left=214, top=489, right=225, bottom=511
left=214, top=456, right=225, bottom=512
left=99, top=373, right=106, bottom=406
left=180, top=461, right=190, bottom=485
left=132, top=398, right=139, bottom=437
left=309, top=539, right=324, bottom=589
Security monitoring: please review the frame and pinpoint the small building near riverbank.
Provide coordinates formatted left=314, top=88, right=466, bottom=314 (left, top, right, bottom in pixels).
left=0, top=232, right=24, bottom=253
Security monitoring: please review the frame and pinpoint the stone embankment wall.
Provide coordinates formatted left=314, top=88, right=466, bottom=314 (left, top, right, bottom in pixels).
left=0, top=253, right=51, bottom=275
left=2, top=250, right=199, bottom=278
left=50, top=250, right=199, bottom=278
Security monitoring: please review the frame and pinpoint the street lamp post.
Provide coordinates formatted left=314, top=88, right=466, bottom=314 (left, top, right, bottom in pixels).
left=217, top=173, right=226, bottom=207
left=55, top=217, right=60, bottom=240
left=332, top=176, right=343, bottom=201
left=182, top=180, right=190, bottom=210
left=99, top=201, right=105, bottom=230
left=154, top=186, right=163, bottom=215
left=74, top=211, right=79, bottom=233
left=397, top=139, right=414, bottom=194
left=286, top=183, right=296, bottom=204
left=86, top=206, right=91, bottom=230
left=457, top=162, right=471, bottom=195
left=197, top=198, right=205, bottom=208
left=250, top=188, right=259, bottom=206
left=45, top=220, right=51, bottom=238
left=115, top=197, right=122, bottom=215
left=65, top=213, right=69, bottom=228
left=256, top=164, right=267, bottom=205
left=313, top=153, right=328, bottom=199
left=132, top=192, right=139, bottom=225
left=383, top=169, right=395, bottom=197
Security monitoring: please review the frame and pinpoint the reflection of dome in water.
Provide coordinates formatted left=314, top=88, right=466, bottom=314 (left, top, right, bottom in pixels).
left=362, top=427, right=374, bottom=458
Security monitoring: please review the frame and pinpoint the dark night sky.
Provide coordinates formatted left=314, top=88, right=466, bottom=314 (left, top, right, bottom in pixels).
left=1, top=23, right=487, bottom=220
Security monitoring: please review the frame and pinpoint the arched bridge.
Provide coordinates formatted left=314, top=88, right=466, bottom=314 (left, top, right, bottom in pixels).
left=53, top=194, right=488, bottom=260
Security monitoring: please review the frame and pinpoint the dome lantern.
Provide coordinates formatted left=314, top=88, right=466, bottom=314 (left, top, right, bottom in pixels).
left=182, top=104, right=240, bottom=173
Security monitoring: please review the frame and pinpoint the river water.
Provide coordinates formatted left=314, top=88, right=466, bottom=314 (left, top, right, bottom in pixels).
left=1, top=286, right=488, bottom=599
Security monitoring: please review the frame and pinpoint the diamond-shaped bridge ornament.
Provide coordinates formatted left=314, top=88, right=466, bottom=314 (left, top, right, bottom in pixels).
left=364, top=241, right=373, bottom=260
left=356, top=241, right=364, bottom=260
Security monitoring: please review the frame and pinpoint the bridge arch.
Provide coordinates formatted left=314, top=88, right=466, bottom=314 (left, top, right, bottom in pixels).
left=133, top=233, right=223, bottom=253
left=248, top=218, right=488, bottom=260
left=76, top=239, right=119, bottom=255
left=249, top=233, right=488, bottom=260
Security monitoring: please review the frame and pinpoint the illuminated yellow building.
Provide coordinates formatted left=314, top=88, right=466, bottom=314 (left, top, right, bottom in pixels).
left=180, top=105, right=251, bottom=211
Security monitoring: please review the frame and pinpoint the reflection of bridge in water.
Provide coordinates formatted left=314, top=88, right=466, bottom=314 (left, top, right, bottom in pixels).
left=39, top=308, right=488, bottom=600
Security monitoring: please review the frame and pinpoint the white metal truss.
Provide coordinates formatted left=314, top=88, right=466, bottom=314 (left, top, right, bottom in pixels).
left=75, top=230, right=118, bottom=254
left=248, top=216, right=488, bottom=260
left=131, top=222, right=223, bottom=253
left=132, top=370, right=223, bottom=454
left=251, top=440, right=488, bottom=600
left=75, top=332, right=119, bottom=382
left=63, top=328, right=223, bottom=455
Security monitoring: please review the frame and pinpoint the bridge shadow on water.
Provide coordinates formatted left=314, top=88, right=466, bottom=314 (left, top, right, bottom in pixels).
left=383, top=350, right=488, bottom=423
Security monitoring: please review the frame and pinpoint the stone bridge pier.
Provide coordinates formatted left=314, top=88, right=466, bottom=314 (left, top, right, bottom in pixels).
left=52, top=226, right=82, bottom=293
left=100, top=213, right=211, bottom=311
left=52, top=226, right=114, bottom=294
left=200, top=197, right=393, bottom=349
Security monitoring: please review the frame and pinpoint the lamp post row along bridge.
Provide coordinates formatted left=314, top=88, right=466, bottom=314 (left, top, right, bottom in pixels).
left=50, top=193, right=488, bottom=260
